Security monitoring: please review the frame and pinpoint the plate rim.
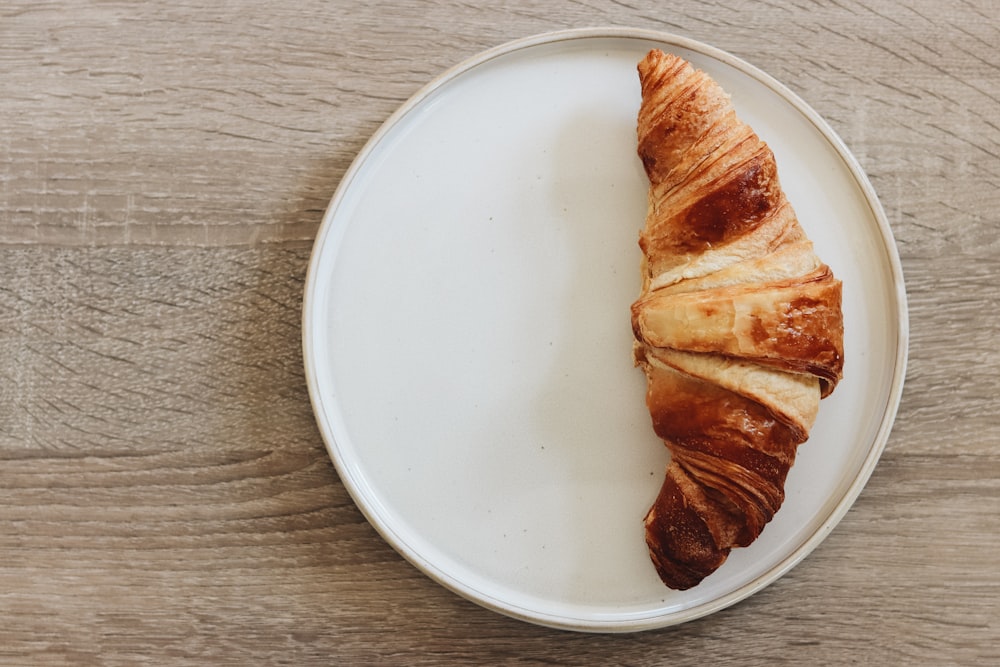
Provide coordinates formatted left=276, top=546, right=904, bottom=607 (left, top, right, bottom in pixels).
left=301, top=26, right=910, bottom=633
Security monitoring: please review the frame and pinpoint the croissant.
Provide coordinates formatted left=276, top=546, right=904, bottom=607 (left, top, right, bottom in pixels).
left=631, top=49, right=844, bottom=590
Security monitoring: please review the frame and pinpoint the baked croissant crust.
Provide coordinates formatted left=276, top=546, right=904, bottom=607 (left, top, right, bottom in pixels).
left=632, top=49, right=844, bottom=590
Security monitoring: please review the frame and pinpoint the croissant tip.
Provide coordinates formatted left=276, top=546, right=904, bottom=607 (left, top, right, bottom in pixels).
left=644, top=524, right=729, bottom=591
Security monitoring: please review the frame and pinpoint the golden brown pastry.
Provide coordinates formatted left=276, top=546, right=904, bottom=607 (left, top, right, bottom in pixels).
left=632, top=49, right=844, bottom=590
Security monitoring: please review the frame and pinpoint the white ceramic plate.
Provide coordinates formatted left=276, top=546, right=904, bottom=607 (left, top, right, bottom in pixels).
left=302, top=28, right=908, bottom=632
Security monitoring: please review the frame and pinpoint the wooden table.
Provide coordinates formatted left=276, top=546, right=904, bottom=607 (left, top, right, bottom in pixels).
left=2, top=1, right=997, bottom=664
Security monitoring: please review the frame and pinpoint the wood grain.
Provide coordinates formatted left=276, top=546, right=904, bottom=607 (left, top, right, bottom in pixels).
left=2, top=0, right=999, bottom=664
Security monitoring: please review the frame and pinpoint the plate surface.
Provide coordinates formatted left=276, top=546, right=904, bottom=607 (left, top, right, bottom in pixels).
left=302, top=28, right=908, bottom=632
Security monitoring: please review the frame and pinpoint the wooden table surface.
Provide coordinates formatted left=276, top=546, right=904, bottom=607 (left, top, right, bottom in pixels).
left=3, top=1, right=997, bottom=664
